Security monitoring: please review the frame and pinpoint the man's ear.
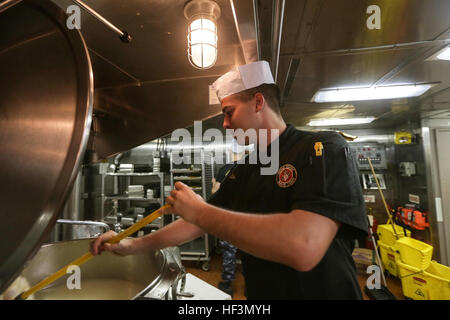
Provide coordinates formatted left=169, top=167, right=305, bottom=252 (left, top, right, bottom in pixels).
left=254, top=92, right=265, bottom=113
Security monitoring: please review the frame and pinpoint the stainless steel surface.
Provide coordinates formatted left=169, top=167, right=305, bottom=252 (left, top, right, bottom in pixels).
left=60, top=168, right=83, bottom=219
left=48, top=0, right=244, bottom=160
left=56, top=220, right=110, bottom=232
left=434, top=129, right=450, bottom=266
left=40, top=0, right=448, bottom=152
left=92, top=77, right=224, bottom=158
left=282, top=1, right=450, bottom=52
left=16, top=239, right=181, bottom=300
left=421, top=123, right=449, bottom=265
left=54, top=218, right=109, bottom=242
left=277, top=0, right=450, bottom=128
left=0, top=0, right=22, bottom=13
left=254, top=0, right=276, bottom=63
left=52, top=170, right=84, bottom=242
left=47, top=0, right=450, bottom=156
left=0, top=0, right=93, bottom=293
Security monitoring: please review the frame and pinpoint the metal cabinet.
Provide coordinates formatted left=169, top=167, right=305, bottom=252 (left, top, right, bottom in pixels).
left=169, top=148, right=214, bottom=271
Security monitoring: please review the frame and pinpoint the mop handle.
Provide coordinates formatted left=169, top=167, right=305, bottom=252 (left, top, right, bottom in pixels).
left=367, top=158, right=399, bottom=239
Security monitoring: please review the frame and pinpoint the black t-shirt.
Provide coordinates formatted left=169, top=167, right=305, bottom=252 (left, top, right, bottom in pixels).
left=215, top=163, right=235, bottom=183
left=207, top=124, right=368, bottom=299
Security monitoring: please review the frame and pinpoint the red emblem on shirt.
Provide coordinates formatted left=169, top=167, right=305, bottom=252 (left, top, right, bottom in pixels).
left=276, top=164, right=298, bottom=188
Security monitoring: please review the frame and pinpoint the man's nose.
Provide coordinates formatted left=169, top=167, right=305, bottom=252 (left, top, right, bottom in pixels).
left=223, top=117, right=230, bottom=130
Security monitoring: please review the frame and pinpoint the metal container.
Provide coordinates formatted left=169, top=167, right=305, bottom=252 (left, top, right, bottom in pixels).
left=0, top=0, right=93, bottom=292
left=15, top=239, right=182, bottom=300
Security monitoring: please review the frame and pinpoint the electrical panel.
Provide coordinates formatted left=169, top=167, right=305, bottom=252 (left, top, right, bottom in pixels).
left=350, top=143, right=387, bottom=170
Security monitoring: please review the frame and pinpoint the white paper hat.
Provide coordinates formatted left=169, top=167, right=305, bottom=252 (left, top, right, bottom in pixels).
left=212, top=61, right=275, bottom=101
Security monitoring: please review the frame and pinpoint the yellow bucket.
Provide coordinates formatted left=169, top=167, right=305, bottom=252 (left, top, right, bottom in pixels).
left=378, top=241, right=401, bottom=277
left=376, top=224, right=410, bottom=246
left=397, top=260, right=450, bottom=300
left=396, top=237, right=433, bottom=270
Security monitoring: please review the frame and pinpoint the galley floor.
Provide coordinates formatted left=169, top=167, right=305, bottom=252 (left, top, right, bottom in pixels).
left=184, top=250, right=405, bottom=300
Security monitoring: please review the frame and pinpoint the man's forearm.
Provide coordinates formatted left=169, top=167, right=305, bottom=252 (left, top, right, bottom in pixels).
left=131, top=218, right=205, bottom=254
left=193, top=203, right=302, bottom=268
left=191, top=202, right=339, bottom=271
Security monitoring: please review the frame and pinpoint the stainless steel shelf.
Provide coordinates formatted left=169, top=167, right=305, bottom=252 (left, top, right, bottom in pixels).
left=171, top=169, right=201, bottom=174
left=169, top=148, right=214, bottom=268
left=173, top=176, right=202, bottom=181
left=180, top=237, right=209, bottom=256
left=105, top=172, right=164, bottom=176
left=105, top=195, right=162, bottom=203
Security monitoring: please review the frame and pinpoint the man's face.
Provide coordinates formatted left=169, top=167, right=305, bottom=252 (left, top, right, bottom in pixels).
left=221, top=94, right=258, bottom=145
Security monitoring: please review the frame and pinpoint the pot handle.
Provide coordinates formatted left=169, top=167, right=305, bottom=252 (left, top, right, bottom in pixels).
left=172, top=268, right=195, bottom=300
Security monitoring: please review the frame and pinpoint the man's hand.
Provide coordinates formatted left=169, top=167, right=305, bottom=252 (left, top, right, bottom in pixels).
left=165, top=181, right=206, bottom=224
left=89, top=230, right=135, bottom=256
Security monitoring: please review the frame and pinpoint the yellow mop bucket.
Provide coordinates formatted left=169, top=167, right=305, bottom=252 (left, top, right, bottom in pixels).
left=397, top=260, right=450, bottom=300
left=378, top=241, right=401, bottom=277
left=396, top=237, right=433, bottom=270
left=376, top=224, right=410, bottom=246
left=376, top=224, right=410, bottom=277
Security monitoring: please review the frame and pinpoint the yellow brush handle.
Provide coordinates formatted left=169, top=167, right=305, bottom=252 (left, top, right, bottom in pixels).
left=20, top=204, right=171, bottom=299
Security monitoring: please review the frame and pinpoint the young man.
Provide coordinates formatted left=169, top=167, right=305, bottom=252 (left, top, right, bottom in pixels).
left=91, top=61, right=368, bottom=299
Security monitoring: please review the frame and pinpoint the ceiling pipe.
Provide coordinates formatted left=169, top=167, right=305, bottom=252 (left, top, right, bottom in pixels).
left=271, top=0, right=285, bottom=83
left=0, top=0, right=132, bottom=43
left=70, top=0, right=132, bottom=43
left=253, top=0, right=261, bottom=60
left=230, top=0, right=259, bottom=63
left=281, top=39, right=450, bottom=59
left=351, top=135, right=394, bottom=144
left=281, top=58, right=300, bottom=106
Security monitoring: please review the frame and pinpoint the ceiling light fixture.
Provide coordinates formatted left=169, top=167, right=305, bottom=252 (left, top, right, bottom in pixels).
left=307, top=117, right=376, bottom=126
left=311, top=83, right=435, bottom=103
left=184, top=0, right=221, bottom=70
left=426, top=45, right=450, bottom=61
left=436, top=46, right=450, bottom=61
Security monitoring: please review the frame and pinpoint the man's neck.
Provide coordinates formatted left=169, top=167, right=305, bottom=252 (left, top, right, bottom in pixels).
left=258, top=116, right=287, bottom=149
